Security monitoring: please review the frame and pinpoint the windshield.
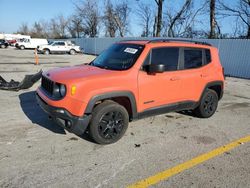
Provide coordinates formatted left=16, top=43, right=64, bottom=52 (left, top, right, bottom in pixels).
left=91, top=43, right=144, bottom=70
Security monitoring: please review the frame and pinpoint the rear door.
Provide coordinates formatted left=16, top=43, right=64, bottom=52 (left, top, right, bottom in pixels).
left=178, top=48, right=206, bottom=102
left=138, top=47, right=182, bottom=112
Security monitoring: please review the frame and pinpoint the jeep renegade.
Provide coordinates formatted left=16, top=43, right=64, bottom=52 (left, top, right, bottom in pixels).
left=36, top=39, right=224, bottom=144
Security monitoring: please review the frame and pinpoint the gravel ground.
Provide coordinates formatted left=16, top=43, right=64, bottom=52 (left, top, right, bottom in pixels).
left=0, top=48, right=249, bottom=188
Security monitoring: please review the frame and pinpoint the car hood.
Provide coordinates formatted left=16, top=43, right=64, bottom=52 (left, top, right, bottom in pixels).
left=44, top=65, right=116, bottom=83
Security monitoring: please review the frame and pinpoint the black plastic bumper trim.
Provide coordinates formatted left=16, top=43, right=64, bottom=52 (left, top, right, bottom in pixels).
left=36, top=93, right=91, bottom=136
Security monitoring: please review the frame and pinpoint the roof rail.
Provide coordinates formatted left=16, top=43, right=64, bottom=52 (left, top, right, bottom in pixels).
left=148, top=38, right=212, bottom=46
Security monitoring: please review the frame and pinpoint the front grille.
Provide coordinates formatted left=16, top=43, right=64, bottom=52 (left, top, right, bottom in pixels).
left=41, top=75, right=54, bottom=95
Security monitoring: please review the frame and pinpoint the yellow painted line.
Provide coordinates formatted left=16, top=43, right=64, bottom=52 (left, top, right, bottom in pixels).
left=128, top=135, right=250, bottom=188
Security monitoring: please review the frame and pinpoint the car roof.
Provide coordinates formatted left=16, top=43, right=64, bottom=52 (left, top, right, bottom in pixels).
left=118, top=40, right=149, bottom=45
left=119, top=39, right=212, bottom=48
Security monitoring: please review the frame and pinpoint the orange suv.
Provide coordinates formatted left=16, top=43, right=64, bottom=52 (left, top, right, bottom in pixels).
left=36, top=39, right=224, bottom=144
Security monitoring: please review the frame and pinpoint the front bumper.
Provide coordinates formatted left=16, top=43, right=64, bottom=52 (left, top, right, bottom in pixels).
left=36, top=93, right=91, bottom=136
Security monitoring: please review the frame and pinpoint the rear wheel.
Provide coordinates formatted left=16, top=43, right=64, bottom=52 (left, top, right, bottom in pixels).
left=69, top=49, right=76, bottom=55
left=89, top=101, right=129, bottom=144
left=194, top=89, right=218, bottom=118
left=44, top=49, right=50, bottom=55
left=0, top=44, right=5, bottom=48
left=20, top=45, right=25, bottom=50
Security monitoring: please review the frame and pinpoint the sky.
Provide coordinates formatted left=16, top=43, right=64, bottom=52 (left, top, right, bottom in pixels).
left=0, top=0, right=75, bottom=33
left=0, top=0, right=236, bottom=37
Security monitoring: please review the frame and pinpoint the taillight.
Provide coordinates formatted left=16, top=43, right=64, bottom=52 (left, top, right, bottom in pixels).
left=222, top=67, right=225, bottom=79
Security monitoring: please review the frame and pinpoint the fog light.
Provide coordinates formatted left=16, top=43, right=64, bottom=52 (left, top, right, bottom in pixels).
left=65, top=120, right=72, bottom=128
left=55, top=109, right=65, bottom=114
left=71, top=85, right=76, bottom=95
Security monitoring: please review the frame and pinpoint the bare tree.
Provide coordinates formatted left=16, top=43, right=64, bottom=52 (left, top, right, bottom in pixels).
left=74, top=0, right=99, bottom=37
left=49, top=18, right=62, bottom=38
left=57, top=15, right=68, bottom=38
left=154, top=0, right=164, bottom=37
left=167, top=0, right=192, bottom=37
left=163, top=0, right=207, bottom=38
left=68, top=14, right=84, bottom=38
left=29, top=20, right=51, bottom=38
left=39, top=20, right=51, bottom=38
left=209, top=0, right=216, bottom=38
left=218, top=0, right=250, bottom=38
left=17, top=23, right=29, bottom=35
left=30, top=22, right=43, bottom=38
left=113, top=2, right=130, bottom=37
left=153, top=15, right=157, bottom=37
left=103, top=0, right=117, bottom=37
left=136, top=2, right=153, bottom=37
left=103, top=1, right=130, bottom=37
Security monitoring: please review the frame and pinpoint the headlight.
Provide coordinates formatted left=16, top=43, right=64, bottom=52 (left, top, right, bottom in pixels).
left=53, top=83, right=66, bottom=98
left=59, top=84, right=66, bottom=97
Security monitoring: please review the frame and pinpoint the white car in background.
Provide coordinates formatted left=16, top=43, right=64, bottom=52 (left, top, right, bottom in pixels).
left=37, top=41, right=81, bottom=55
left=16, top=38, right=48, bottom=50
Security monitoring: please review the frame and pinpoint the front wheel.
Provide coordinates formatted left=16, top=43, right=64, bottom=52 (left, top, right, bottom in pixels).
left=20, top=45, right=25, bottom=50
left=89, top=101, right=129, bottom=144
left=44, top=49, right=50, bottom=55
left=0, top=44, right=5, bottom=48
left=69, top=49, right=76, bottom=55
left=194, top=89, right=218, bottom=118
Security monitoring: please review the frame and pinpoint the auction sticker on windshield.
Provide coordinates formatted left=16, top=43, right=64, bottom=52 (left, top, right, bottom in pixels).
left=124, top=48, right=138, bottom=54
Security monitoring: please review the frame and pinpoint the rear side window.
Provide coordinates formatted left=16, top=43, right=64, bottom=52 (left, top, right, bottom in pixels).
left=151, top=48, right=179, bottom=71
left=205, top=49, right=211, bottom=64
left=184, top=49, right=202, bottom=69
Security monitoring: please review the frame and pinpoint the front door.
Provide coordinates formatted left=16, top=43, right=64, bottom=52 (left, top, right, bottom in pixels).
left=138, top=47, right=181, bottom=113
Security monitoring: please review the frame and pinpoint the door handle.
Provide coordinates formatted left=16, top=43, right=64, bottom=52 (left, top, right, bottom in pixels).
left=170, top=77, right=180, bottom=81
left=201, top=74, right=208, bottom=78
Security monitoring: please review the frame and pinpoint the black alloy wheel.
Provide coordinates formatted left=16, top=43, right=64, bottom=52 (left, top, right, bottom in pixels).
left=194, top=89, right=218, bottom=118
left=98, top=111, right=124, bottom=140
left=89, top=101, right=129, bottom=144
left=203, top=92, right=216, bottom=116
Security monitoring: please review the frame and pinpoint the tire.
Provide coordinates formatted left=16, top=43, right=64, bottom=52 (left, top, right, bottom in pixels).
left=89, top=101, right=129, bottom=144
left=194, top=89, right=218, bottom=118
left=20, top=45, right=25, bottom=50
left=44, top=49, right=50, bottom=55
left=0, top=44, right=5, bottom=48
left=69, top=49, right=76, bottom=55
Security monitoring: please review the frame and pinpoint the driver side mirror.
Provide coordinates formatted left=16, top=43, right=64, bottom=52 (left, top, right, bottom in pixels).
left=144, top=64, right=165, bottom=74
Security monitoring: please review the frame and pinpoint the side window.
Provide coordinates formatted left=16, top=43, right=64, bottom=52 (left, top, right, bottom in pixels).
left=151, top=47, right=179, bottom=71
left=143, top=53, right=150, bottom=66
left=58, top=42, right=65, bottom=46
left=184, top=49, right=202, bottom=69
left=205, top=49, right=211, bottom=64
left=141, top=52, right=151, bottom=71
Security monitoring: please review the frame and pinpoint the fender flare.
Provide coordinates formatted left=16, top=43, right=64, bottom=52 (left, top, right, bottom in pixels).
left=84, top=91, right=138, bottom=118
left=199, top=81, right=224, bottom=102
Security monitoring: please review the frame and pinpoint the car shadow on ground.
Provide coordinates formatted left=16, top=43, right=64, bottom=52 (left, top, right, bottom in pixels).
left=19, top=91, right=66, bottom=134
left=19, top=91, right=96, bottom=143
left=178, top=110, right=197, bottom=117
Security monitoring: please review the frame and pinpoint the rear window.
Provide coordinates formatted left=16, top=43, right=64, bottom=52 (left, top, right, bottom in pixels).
left=205, top=49, right=211, bottom=64
left=184, top=49, right=202, bottom=69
